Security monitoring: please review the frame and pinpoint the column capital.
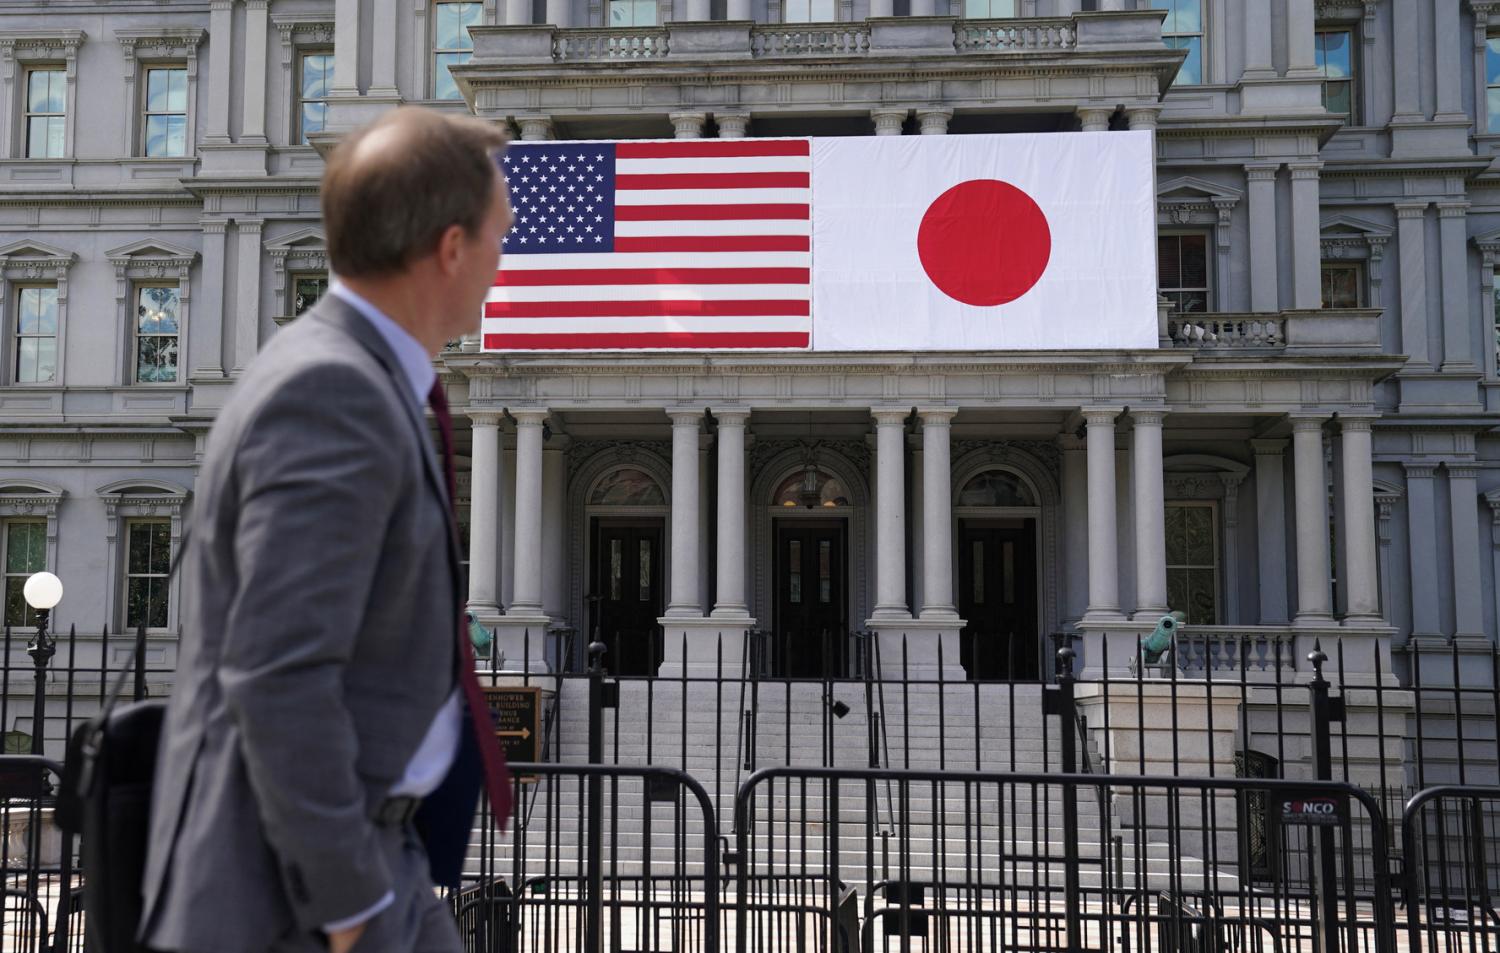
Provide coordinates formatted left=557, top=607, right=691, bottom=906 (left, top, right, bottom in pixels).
left=714, top=112, right=750, bottom=138
left=1082, top=406, right=1123, bottom=425
left=200, top=218, right=230, bottom=234
left=915, top=107, right=952, bottom=135
left=1338, top=415, right=1376, bottom=433
left=1394, top=201, right=1429, bottom=219
left=1446, top=462, right=1482, bottom=481
left=871, top=407, right=910, bottom=426
left=1250, top=437, right=1288, bottom=454
left=1130, top=409, right=1165, bottom=428
left=1289, top=415, right=1328, bottom=432
left=669, top=409, right=703, bottom=427
left=1403, top=460, right=1438, bottom=478
left=515, top=115, right=554, bottom=141
left=1287, top=160, right=1323, bottom=179
left=710, top=406, right=751, bottom=425
left=871, top=107, right=908, bottom=135
left=669, top=111, right=707, bottom=139
left=1077, top=107, right=1113, bottom=131
left=468, top=410, right=505, bottom=428
left=236, top=217, right=265, bottom=235
left=1436, top=201, right=1471, bottom=218
left=1124, top=106, right=1160, bottom=131
left=916, top=407, right=957, bottom=424
left=510, top=408, right=549, bottom=426
left=1245, top=162, right=1281, bottom=181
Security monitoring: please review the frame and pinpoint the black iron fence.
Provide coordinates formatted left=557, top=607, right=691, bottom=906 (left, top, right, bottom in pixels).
left=3, top=622, right=1500, bottom=951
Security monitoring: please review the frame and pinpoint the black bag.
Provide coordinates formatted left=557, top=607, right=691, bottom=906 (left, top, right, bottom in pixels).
left=57, top=537, right=188, bottom=953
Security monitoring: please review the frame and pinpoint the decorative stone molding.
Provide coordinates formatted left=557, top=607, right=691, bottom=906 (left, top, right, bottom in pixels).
left=669, top=111, right=707, bottom=138
left=263, top=225, right=328, bottom=322
left=273, top=17, right=336, bottom=64
left=0, top=29, right=85, bottom=159
left=1158, top=176, right=1242, bottom=312
left=97, top=479, right=190, bottom=633
left=0, top=481, right=65, bottom=596
left=105, top=239, right=199, bottom=386
left=115, top=28, right=205, bottom=158
left=0, top=239, right=76, bottom=385
left=1319, top=214, right=1391, bottom=309
left=1315, top=0, right=1379, bottom=23
left=916, top=107, right=952, bottom=135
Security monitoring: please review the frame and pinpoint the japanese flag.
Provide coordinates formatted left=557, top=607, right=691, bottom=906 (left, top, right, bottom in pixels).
left=810, top=131, right=1158, bottom=351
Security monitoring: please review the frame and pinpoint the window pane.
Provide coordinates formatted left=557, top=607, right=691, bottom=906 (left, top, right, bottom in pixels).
left=1157, top=236, right=1182, bottom=289
left=434, top=52, right=467, bottom=100
left=28, top=116, right=63, bottom=158
left=1489, top=38, right=1500, bottom=85
left=29, top=337, right=56, bottom=384
left=302, top=54, right=332, bottom=99
left=1168, top=36, right=1202, bottom=86
left=138, top=287, right=180, bottom=333
left=1183, top=507, right=1214, bottom=565
left=1322, top=265, right=1359, bottom=309
left=1178, top=234, right=1208, bottom=286
left=128, top=522, right=150, bottom=573
left=633, top=0, right=657, bottom=24
left=147, top=69, right=171, bottom=112
left=1316, top=31, right=1351, bottom=79
left=146, top=115, right=170, bottom=156
left=15, top=338, right=36, bottom=383
left=301, top=102, right=327, bottom=142
left=127, top=576, right=150, bottom=628
left=28, top=70, right=63, bottom=113
left=5, top=578, right=34, bottom=628
left=1164, top=504, right=1185, bottom=563
left=437, top=2, right=482, bottom=50
left=18, top=288, right=57, bottom=335
left=1186, top=568, right=1216, bottom=624
left=170, top=68, right=189, bottom=111
left=638, top=538, right=651, bottom=601
left=1323, top=81, right=1351, bottom=116
left=148, top=522, right=172, bottom=573
left=294, top=275, right=329, bottom=316
left=1489, top=88, right=1500, bottom=134
left=6, top=523, right=44, bottom=573
left=609, top=538, right=622, bottom=600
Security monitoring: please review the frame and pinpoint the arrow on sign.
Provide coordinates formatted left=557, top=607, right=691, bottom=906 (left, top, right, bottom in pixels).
left=497, top=728, right=532, bottom=740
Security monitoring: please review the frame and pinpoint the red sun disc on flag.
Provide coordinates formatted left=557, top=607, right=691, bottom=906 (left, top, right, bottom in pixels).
left=917, top=179, right=1052, bottom=307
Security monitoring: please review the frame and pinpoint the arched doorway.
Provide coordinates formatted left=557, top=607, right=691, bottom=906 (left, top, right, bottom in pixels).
left=955, top=467, right=1042, bottom=680
left=585, top=466, right=667, bottom=675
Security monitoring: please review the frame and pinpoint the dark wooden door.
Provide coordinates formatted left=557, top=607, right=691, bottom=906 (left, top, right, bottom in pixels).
left=957, top=520, right=1039, bottom=680
left=773, top=522, right=846, bottom=678
left=590, top=520, right=664, bottom=676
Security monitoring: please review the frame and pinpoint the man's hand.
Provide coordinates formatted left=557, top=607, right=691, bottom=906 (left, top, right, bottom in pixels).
left=327, top=923, right=365, bottom=953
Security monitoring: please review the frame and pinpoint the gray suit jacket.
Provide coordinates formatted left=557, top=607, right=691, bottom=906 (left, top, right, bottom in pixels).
left=140, top=295, right=462, bottom=953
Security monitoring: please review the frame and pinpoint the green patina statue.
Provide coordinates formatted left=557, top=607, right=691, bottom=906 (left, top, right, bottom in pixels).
left=467, top=611, right=493, bottom=657
left=1139, top=611, right=1185, bottom=665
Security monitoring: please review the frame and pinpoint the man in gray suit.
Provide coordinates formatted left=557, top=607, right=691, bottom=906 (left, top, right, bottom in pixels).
left=141, top=107, right=514, bottom=953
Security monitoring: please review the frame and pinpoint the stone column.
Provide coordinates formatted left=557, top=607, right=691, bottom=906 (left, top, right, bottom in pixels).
left=1339, top=418, right=1380, bottom=623
left=193, top=220, right=228, bottom=378
left=919, top=409, right=958, bottom=620
left=1059, top=434, right=1089, bottom=622
left=1395, top=203, right=1430, bottom=368
left=1242, top=0, right=1274, bottom=79
left=871, top=108, right=907, bottom=136
left=241, top=0, right=270, bottom=142
left=666, top=411, right=703, bottom=617
left=1246, top=164, right=1280, bottom=312
left=1083, top=408, right=1123, bottom=622
left=370, top=0, right=400, bottom=98
left=1291, top=416, right=1333, bottom=625
left=1077, top=107, right=1112, bottom=132
left=233, top=219, right=263, bottom=372
left=466, top=412, right=504, bottom=615
left=916, top=108, right=952, bottom=135
left=1434, top=0, right=1462, bottom=119
left=333, top=0, right=362, bottom=96
left=871, top=409, right=911, bottom=620
left=504, top=0, right=530, bottom=23
left=1438, top=203, right=1473, bottom=371
left=1391, top=0, right=1421, bottom=120
left=670, top=112, right=707, bottom=139
left=509, top=410, right=547, bottom=615
left=1252, top=439, right=1289, bottom=625
left=909, top=0, right=934, bottom=15
left=206, top=0, right=234, bottom=142
left=1124, top=107, right=1159, bottom=132
left=1131, top=411, right=1167, bottom=620
left=726, top=0, right=750, bottom=20
left=541, top=441, right=568, bottom=619
left=712, top=410, right=750, bottom=618
left=868, top=0, right=893, bottom=18
left=715, top=113, right=749, bottom=138
left=1448, top=462, right=1485, bottom=640
left=1098, top=0, right=1126, bottom=9
left=1283, top=0, right=1318, bottom=75
left=517, top=116, right=554, bottom=141
left=1404, top=462, right=1441, bottom=639
left=1289, top=162, right=1323, bottom=309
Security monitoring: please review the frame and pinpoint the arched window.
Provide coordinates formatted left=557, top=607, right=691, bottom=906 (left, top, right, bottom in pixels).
left=589, top=468, right=665, bottom=506
left=774, top=467, right=850, bottom=508
left=957, top=470, right=1036, bottom=508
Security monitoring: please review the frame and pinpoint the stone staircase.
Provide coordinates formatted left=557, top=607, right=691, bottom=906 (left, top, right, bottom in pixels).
left=473, top=677, right=1240, bottom=894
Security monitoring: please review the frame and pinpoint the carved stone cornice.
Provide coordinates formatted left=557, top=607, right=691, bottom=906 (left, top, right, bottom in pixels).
left=0, top=29, right=86, bottom=65
left=115, top=27, right=206, bottom=64
left=951, top=438, right=1061, bottom=476
left=565, top=439, right=671, bottom=483
left=748, top=438, right=871, bottom=479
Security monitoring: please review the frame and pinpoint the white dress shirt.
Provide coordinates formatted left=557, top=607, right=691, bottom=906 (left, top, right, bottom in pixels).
left=321, top=283, right=464, bottom=933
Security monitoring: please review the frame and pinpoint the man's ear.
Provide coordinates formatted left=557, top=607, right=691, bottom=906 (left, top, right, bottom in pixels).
left=436, top=223, right=467, bottom=276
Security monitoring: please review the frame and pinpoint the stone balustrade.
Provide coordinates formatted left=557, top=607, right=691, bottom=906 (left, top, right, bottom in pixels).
left=953, top=17, right=1075, bottom=52
left=750, top=23, right=870, bottom=56
left=553, top=27, right=670, bottom=60
left=1163, top=309, right=1383, bottom=354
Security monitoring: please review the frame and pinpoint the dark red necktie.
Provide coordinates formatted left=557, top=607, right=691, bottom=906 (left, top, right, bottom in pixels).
left=428, top=381, right=513, bottom=828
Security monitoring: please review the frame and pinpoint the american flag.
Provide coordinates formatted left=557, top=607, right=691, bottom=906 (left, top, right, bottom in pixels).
left=484, top=139, right=812, bottom=351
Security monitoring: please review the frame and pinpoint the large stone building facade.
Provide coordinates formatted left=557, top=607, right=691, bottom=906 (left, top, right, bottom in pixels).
left=0, top=1, right=1496, bottom=737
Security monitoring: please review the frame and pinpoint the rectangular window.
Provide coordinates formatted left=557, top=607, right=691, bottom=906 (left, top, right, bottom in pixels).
left=125, top=519, right=172, bottom=630
left=609, top=538, right=622, bottom=600
left=1488, top=36, right=1500, bottom=132
left=297, top=50, right=333, bottom=145
left=134, top=284, right=180, bottom=383
left=292, top=273, right=329, bottom=318
left=788, top=539, right=802, bottom=604
left=963, top=0, right=1015, bottom=17
left=1314, top=29, right=1354, bottom=118
left=143, top=66, right=189, bottom=157
left=24, top=68, right=66, bottom=158
left=14, top=286, right=58, bottom=384
left=637, top=538, right=651, bottom=601
left=434, top=2, right=482, bottom=100
left=1158, top=233, right=1211, bottom=314
left=1320, top=262, right=1363, bottom=309
left=2, top=521, right=46, bottom=628
left=1150, top=0, right=1202, bottom=86
left=1165, top=502, right=1218, bottom=625
left=783, top=0, right=835, bottom=22
left=609, top=0, right=658, bottom=26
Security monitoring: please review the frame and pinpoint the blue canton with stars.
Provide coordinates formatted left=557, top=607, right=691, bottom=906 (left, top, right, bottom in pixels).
left=501, top=143, right=617, bottom=254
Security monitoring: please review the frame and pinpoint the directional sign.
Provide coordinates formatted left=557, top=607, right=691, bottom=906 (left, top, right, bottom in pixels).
left=483, top=686, right=542, bottom=766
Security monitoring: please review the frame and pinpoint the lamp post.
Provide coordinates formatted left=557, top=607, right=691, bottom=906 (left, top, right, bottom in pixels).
left=22, top=572, right=62, bottom=756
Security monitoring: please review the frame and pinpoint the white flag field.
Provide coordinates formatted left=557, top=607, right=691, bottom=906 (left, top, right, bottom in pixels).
left=482, top=131, right=1158, bottom=352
